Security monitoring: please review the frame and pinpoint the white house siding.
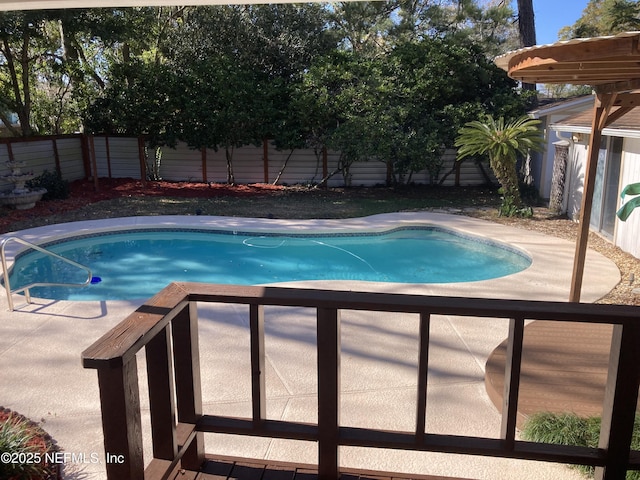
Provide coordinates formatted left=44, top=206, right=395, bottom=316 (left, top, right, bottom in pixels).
left=531, top=95, right=594, bottom=200
left=615, top=137, right=640, bottom=258
left=563, top=140, right=589, bottom=221
left=539, top=116, right=577, bottom=199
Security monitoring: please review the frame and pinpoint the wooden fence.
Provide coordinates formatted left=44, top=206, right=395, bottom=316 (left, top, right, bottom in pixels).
left=0, top=134, right=495, bottom=192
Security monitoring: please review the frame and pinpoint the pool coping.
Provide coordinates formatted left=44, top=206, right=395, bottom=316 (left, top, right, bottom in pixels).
left=0, top=211, right=621, bottom=303
left=0, top=211, right=617, bottom=480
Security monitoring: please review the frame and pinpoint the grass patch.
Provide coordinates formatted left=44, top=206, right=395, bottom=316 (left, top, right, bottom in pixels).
left=0, top=184, right=505, bottom=234
left=521, top=412, right=640, bottom=479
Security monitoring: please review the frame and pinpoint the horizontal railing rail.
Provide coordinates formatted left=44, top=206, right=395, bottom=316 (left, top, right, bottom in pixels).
left=82, top=282, right=640, bottom=480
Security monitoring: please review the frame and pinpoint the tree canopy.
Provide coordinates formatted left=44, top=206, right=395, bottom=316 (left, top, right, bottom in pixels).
left=559, top=0, right=640, bottom=39
left=2, top=1, right=534, bottom=184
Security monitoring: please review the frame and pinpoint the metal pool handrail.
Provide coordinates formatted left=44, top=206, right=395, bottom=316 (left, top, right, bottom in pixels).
left=1, top=235, right=93, bottom=311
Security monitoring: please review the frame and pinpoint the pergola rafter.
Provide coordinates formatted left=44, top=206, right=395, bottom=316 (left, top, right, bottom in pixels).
left=497, top=31, right=640, bottom=302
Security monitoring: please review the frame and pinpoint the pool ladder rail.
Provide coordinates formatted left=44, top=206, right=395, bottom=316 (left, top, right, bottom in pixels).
left=1, top=235, right=93, bottom=311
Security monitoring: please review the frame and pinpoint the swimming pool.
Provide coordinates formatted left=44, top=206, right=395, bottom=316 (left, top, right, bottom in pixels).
left=7, top=225, right=531, bottom=301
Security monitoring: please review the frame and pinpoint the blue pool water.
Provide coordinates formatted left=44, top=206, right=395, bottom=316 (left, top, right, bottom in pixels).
left=7, top=227, right=531, bottom=300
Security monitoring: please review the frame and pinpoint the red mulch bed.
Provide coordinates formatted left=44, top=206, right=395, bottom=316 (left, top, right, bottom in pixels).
left=70, top=177, right=284, bottom=201
left=0, top=177, right=284, bottom=232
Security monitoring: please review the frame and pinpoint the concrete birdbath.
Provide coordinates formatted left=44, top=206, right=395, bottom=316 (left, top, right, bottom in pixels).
left=0, top=160, right=46, bottom=210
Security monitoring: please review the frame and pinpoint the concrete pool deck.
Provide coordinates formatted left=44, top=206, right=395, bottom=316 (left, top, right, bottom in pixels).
left=0, top=212, right=621, bottom=479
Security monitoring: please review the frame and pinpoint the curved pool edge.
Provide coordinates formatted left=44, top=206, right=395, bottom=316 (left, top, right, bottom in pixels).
left=0, top=212, right=620, bottom=304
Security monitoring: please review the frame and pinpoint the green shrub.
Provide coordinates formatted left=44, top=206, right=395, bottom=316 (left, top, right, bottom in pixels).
left=26, top=170, right=70, bottom=201
left=522, top=411, right=640, bottom=479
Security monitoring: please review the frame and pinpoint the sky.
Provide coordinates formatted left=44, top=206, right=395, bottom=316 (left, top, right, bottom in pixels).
left=510, top=0, right=591, bottom=45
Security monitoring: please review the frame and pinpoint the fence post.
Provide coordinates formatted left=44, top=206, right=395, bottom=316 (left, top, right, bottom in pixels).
left=321, top=147, right=328, bottom=189
left=80, top=133, right=92, bottom=180
left=317, top=307, right=340, bottom=479
left=89, top=135, right=100, bottom=191
left=263, top=138, right=269, bottom=183
left=201, top=147, right=207, bottom=183
left=137, top=136, right=147, bottom=185
left=51, top=139, right=61, bottom=175
left=105, top=135, right=112, bottom=178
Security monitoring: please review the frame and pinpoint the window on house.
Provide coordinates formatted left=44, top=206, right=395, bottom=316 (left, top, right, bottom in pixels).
left=590, top=136, right=623, bottom=239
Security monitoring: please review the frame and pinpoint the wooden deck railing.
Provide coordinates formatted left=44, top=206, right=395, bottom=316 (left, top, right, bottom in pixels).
left=82, top=282, right=640, bottom=480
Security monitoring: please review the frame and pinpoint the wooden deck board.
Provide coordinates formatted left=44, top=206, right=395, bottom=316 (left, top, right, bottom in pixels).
left=189, top=455, right=472, bottom=480
left=485, top=320, right=616, bottom=424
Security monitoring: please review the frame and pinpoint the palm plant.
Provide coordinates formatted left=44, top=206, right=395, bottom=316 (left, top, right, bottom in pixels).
left=455, top=115, right=544, bottom=216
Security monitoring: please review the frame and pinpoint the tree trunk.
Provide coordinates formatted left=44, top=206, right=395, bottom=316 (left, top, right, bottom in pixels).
left=490, top=155, right=522, bottom=215
left=549, top=141, right=569, bottom=214
left=2, top=36, right=34, bottom=136
left=225, top=144, right=236, bottom=185
left=516, top=0, right=537, bottom=94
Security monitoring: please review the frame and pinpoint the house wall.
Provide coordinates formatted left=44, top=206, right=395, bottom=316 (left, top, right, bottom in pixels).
left=615, top=137, right=640, bottom=258
left=532, top=96, right=594, bottom=200
left=560, top=134, right=640, bottom=259
left=563, top=139, right=589, bottom=221
left=539, top=116, right=579, bottom=199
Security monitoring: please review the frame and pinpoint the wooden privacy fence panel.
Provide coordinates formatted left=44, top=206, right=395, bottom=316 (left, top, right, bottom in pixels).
left=55, top=137, right=85, bottom=181
left=92, top=136, right=142, bottom=179
left=0, top=135, right=496, bottom=191
left=0, top=136, right=86, bottom=191
left=82, top=283, right=640, bottom=480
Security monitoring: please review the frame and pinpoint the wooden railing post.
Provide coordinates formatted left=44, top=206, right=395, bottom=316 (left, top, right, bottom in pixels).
left=317, top=307, right=341, bottom=479
left=250, top=304, right=266, bottom=425
left=415, top=313, right=431, bottom=443
left=97, top=358, right=144, bottom=480
left=145, top=324, right=177, bottom=460
left=595, top=322, right=640, bottom=480
left=83, top=284, right=640, bottom=479
left=500, top=316, right=525, bottom=449
left=171, top=302, right=205, bottom=471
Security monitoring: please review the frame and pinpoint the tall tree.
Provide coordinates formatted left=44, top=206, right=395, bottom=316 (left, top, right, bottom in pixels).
left=328, top=1, right=397, bottom=56
left=515, top=0, right=537, bottom=93
left=0, top=8, right=160, bottom=136
left=0, top=11, right=53, bottom=136
left=161, top=4, right=334, bottom=183
left=296, top=36, right=528, bottom=186
left=559, top=0, right=640, bottom=39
